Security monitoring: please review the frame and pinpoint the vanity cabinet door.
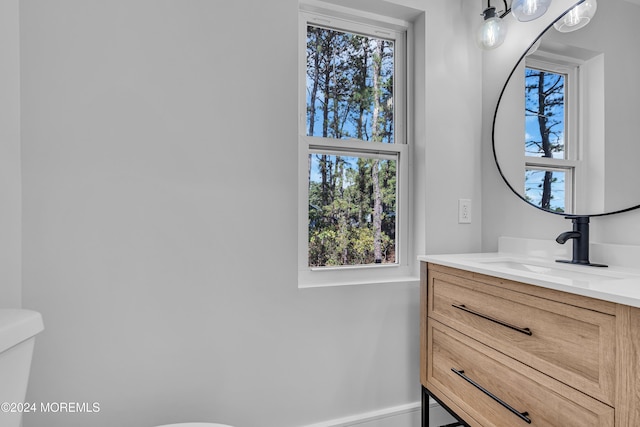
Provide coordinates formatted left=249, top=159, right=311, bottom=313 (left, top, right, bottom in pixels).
left=427, top=320, right=614, bottom=427
left=427, top=266, right=616, bottom=405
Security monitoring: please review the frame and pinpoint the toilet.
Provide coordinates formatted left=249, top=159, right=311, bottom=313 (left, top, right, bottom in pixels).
left=0, top=309, right=44, bottom=427
left=0, top=309, right=233, bottom=427
left=155, top=424, right=234, bottom=427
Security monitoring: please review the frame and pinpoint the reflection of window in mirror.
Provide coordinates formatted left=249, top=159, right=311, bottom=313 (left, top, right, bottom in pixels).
left=523, top=57, right=579, bottom=213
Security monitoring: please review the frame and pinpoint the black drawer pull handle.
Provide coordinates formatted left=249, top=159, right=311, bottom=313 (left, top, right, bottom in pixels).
left=452, top=369, right=532, bottom=424
left=452, top=304, right=532, bottom=336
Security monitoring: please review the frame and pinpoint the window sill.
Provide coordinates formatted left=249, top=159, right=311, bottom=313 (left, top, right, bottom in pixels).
left=299, top=262, right=418, bottom=288
left=298, top=273, right=419, bottom=289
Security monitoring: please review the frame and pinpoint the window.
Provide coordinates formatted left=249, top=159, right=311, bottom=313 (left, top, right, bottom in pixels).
left=298, top=5, right=412, bottom=287
left=523, top=58, right=579, bottom=213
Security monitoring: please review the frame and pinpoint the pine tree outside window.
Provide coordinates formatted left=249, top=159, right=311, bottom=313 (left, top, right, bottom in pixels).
left=298, top=6, right=411, bottom=287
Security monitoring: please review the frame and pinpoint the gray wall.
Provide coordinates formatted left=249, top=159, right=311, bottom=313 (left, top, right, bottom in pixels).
left=0, top=0, right=21, bottom=308
left=12, top=1, right=482, bottom=426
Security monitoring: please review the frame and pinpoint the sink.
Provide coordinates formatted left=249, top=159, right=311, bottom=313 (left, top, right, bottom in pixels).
left=419, top=249, right=640, bottom=308
left=474, top=259, right=623, bottom=282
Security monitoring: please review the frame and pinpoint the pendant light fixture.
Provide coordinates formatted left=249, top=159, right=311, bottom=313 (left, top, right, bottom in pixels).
left=553, top=0, right=597, bottom=32
left=477, top=2, right=508, bottom=50
left=477, top=0, right=597, bottom=51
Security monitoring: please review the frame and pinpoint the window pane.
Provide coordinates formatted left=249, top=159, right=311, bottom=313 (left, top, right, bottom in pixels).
left=306, top=25, right=394, bottom=143
left=525, top=67, right=566, bottom=159
left=308, top=152, right=397, bottom=267
left=524, top=168, right=566, bottom=213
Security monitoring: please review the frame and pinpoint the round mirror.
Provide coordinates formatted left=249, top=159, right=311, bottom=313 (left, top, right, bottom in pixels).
left=493, top=0, right=640, bottom=217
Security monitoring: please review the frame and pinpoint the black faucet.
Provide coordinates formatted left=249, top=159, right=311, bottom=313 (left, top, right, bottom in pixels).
left=556, top=217, right=607, bottom=267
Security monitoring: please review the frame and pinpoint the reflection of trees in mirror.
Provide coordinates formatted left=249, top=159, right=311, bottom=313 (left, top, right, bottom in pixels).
left=525, top=67, right=565, bottom=157
left=525, top=168, right=566, bottom=212
left=306, top=26, right=397, bottom=267
left=524, top=67, right=567, bottom=211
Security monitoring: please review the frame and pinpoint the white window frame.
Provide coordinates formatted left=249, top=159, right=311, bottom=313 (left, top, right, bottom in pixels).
left=524, top=55, right=581, bottom=213
left=298, top=3, right=414, bottom=288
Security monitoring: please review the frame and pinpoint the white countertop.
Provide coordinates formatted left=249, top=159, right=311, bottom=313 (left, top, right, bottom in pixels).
left=419, top=252, right=640, bottom=308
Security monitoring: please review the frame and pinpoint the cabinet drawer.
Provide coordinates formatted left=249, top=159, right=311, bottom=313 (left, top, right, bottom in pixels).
left=428, top=268, right=615, bottom=404
left=427, top=320, right=614, bottom=427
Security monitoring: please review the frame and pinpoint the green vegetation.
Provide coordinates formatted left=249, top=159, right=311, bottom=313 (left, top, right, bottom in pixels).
left=306, top=25, right=397, bottom=267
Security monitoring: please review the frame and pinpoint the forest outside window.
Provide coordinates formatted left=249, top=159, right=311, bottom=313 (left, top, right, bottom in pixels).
left=298, top=7, right=410, bottom=286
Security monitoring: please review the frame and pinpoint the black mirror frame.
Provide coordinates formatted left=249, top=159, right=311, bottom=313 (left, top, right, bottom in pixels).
left=491, top=0, right=640, bottom=218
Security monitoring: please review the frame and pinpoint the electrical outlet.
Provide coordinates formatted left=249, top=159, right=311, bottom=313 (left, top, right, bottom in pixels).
left=458, top=199, right=471, bottom=224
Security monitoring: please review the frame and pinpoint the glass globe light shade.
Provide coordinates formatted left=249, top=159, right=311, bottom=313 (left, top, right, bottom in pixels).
left=554, top=0, right=597, bottom=33
left=511, top=0, right=553, bottom=22
left=525, top=38, right=542, bottom=56
left=477, top=11, right=507, bottom=50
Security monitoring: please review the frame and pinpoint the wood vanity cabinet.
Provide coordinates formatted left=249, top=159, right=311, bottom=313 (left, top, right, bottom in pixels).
left=420, top=261, right=640, bottom=427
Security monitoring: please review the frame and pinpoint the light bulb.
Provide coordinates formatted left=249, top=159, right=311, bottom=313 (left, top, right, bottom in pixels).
left=477, top=18, right=507, bottom=49
left=512, top=0, right=553, bottom=22
left=477, top=7, right=507, bottom=50
left=554, top=0, right=597, bottom=32
left=523, top=0, right=539, bottom=15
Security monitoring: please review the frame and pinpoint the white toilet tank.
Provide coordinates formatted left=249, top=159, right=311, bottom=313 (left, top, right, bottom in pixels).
left=0, top=309, right=44, bottom=427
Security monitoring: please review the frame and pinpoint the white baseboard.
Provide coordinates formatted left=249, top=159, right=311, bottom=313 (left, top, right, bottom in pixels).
left=301, top=401, right=421, bottom=427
